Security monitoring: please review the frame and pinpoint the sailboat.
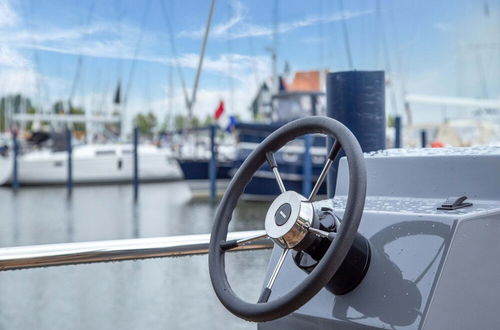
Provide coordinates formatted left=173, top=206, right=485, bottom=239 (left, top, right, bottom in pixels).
left=0, top=99, right=183, bottom=186
left=0, top=142, right=182, bottom=185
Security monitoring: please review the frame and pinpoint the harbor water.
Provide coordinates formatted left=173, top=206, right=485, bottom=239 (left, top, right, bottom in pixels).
left=0, top=182, right=271, bottom=329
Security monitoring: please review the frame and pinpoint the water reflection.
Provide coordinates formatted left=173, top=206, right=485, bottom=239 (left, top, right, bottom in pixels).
left=0, top=183, right=269, bottom=330
left=65, top=197, right=74, bottom=242
left=132, top=202, right=140, bottom=238
left=9, top=192, right=20, bottom=245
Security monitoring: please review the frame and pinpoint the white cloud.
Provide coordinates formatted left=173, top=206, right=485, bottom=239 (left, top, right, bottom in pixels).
left=3, top=23, right=112, bottom=44
left=178, top=0, right=373, bottom=40
left=301, top=36, right=325, bottom=44
left=0, top=46, right=30, bottom=68
left=142, top=76, right=261, bottom=128
left=20, top=39, right=134, bottom=61
left=0, top=0, right=19, bottom=27
left=433, top=22, right=455, bottom=32
left=1, top=14, right=266, bottom=83
left=4, top=20, right=146, bottom=61
left=122, top=52, right=271, bottom=131
left=0, top=67, right=38, bottom=95
left=272, top=10, right=373, bottom=37
left=179, top=0, right=245, bottom=39
left=170, top=52, right=269, bottom=81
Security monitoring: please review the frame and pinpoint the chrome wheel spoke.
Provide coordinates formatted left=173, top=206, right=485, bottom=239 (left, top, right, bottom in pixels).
left=308, top=141, right=342, bottom=202
left=258, top=248, right=289, bottom=303
left=266, top=152, right=286, bottom=193
left=220, top=232, right=269, bottom=251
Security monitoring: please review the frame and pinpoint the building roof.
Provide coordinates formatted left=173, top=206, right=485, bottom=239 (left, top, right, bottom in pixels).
left=286, top=71, right=323, bottom=92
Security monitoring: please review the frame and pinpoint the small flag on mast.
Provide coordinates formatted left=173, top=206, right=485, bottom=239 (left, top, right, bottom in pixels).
left=214, top=100, right=224, bottom=120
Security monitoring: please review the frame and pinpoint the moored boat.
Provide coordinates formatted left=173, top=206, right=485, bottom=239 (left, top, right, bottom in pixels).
left=232, top=73, right=329, bottom=200
left=0, top=143, right=182, bottom=185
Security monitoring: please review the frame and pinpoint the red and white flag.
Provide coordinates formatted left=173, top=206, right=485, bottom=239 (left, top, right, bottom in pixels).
left=214, top=100, right=224, bottom=120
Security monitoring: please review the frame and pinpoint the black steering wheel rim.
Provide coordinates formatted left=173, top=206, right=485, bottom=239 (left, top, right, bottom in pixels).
left=208, top=116, right=367, bottom=322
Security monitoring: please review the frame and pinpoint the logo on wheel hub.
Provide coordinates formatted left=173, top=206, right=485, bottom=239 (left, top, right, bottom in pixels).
left=274, top=203, right=292, bottom=226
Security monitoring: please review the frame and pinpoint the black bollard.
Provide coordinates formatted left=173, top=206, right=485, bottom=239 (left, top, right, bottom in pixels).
left=420, top=129, right=427, bottom=148
left=133, top=127, right=139, bottom=201
left=394, top=115, right=402, bottom=148
left=209, top=124, right=217, bottom=202
left=11, top=130, right=19, bottom=190
left=66, top=127, right=73, bottom=195
left=326, top=71, right=386, bottom=198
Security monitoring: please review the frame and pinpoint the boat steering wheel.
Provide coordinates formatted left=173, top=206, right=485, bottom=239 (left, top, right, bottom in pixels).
left=208, top=116, right=367, bottom=322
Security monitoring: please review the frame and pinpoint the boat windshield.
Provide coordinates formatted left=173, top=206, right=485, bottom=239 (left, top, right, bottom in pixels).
left=272, top=92, right=325, bottom=121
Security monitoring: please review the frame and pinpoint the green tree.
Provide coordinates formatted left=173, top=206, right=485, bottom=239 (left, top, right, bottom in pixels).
left=25, top=103, right=37, bottom=131
left=0, top=94, right=36, bottom=131
left=133, top=112, right=158, bottom=137
left=52, top=100, right=65, bottom=114
left=69, top=106, right=86, bottom=132
left=191, top=116, right=200, bottom=128
left=387, top=114, right=396, bottom=128
left=174, top=114, right=185, bottom=131
left=159, top=113, right=172, bottom=133
left=203, top=114, right=213, bottom=126
left=0, top=98, right=6, bottom=131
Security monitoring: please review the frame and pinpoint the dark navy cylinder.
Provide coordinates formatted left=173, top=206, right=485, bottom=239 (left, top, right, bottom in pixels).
left=133, top=127, right=139, bottom=201
left=11, top=131, right=19, bottom=190
left=66, top=127, right=73, bottom=195
left=209, top=124, right=217, bottom=202
left=326, top=71, right=386, bottom=198
left=420, top=129, right=427, bottom=148
left=394, top=115, right=402, bottom=148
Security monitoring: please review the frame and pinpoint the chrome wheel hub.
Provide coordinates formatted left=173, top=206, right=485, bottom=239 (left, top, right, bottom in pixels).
left=265, top=191, right=314, bottom=249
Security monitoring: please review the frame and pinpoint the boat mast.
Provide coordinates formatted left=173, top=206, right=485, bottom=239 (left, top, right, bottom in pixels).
left=272, top=0, right=278, bottom=93
left=159, top=0, right=190, bottom=121
left=123, top=0, right=152, bottom=140
left=186, top=0, right=216, bottom=125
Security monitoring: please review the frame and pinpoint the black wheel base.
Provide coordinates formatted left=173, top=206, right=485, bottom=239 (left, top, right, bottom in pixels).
left=293, top=232, right=371, bottom=295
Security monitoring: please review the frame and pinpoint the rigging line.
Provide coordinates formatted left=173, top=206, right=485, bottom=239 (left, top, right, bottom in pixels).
left=226, top=0, right=234, bottom=115
left=68, top=0, right=97, bottom=108
left=338, top=0, right=354, bottom=70
left=123, top=0, right=153, bottom=108
left=98, top=73, right=111, bottom=113
left=247, top=37, right=260, bottom=88
left=476, top=52, right=490, bottom=98
left=187, top=0, right=217, bottom=122
left=318, top=0, right=325, bottom=69
left=144, top=68, right=152, bottom=112
left=159, top=0, right=190, bottom=113
left=17, top=0, right=46, bottom=112
left=168, top=57, right=173, bottom=126
left=166, top=0, right=174, bottom=128
left=387, top=0, right=410, bottom=123
left=498, top=0, right=500, bottom=92
left=376, top=0, right=399, bottom=116
left=387, top=0, right=407, bottom=93
left=114, top=0, right=123, bottom=80
left=272, top=0, right=279, bottom=93
left=326, top=0, right=336, bottom=69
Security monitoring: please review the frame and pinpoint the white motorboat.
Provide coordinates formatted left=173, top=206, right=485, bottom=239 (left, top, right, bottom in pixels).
left=0, top=143, right=183, bottom=185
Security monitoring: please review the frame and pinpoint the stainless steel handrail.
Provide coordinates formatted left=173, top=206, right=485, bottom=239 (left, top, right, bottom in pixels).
left=0, top=230, right=271, bottom=271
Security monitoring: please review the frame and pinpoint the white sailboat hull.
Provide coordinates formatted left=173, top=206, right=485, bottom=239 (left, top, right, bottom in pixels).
left=0, top=144, right=183, bottom=185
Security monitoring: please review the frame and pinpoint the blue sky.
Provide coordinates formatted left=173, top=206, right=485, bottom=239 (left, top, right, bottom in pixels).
left=0, top=0, right=499, bottom=128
